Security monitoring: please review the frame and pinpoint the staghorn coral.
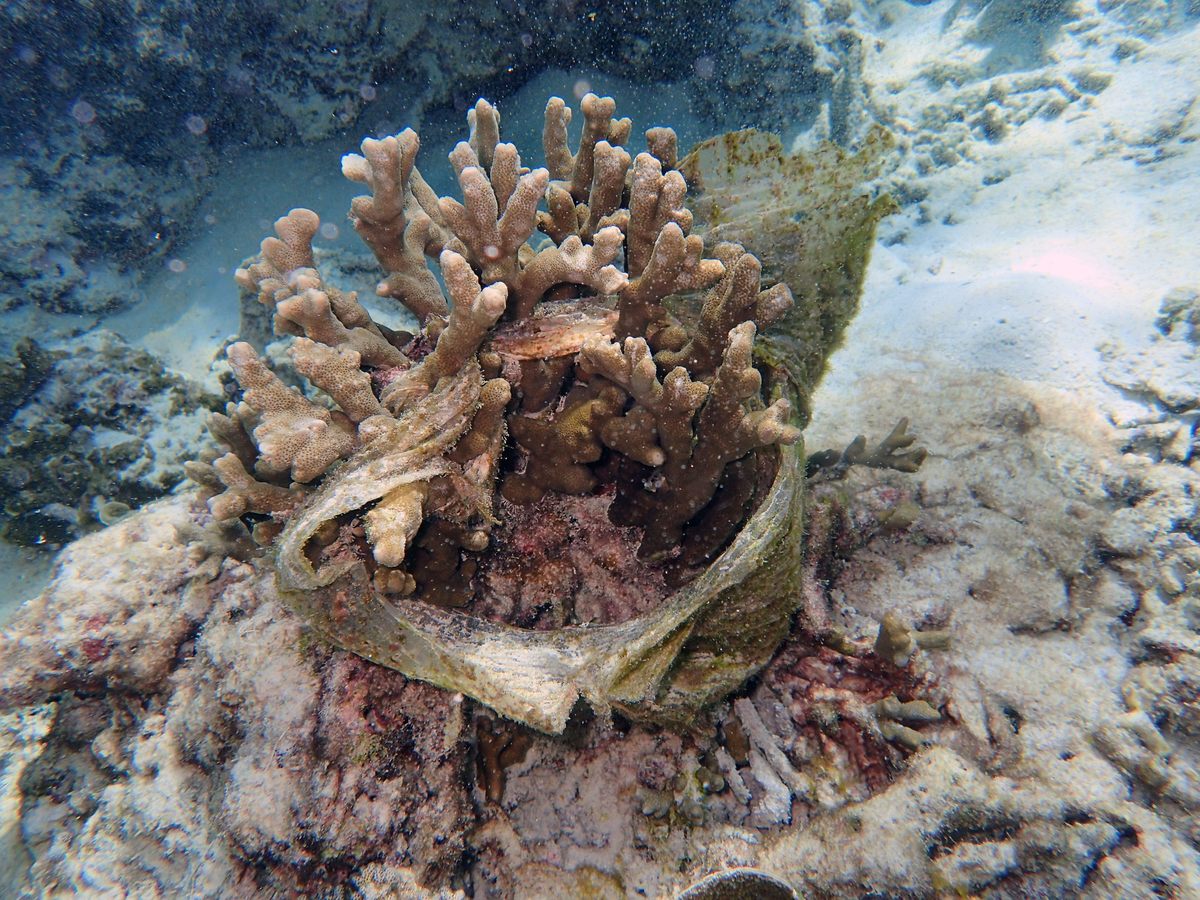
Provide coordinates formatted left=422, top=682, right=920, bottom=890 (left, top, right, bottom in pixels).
left=191, top=93, right=898, bottom=734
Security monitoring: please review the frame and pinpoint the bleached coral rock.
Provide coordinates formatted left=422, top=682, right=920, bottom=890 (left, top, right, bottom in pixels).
left=0, top=497, right=472, bottom=897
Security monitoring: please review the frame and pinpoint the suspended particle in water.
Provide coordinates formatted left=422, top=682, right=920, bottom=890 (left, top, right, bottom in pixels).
left=186, top=115, right=208, bottom=135
left=204, top=213, right=217, bottom=226
left=520, top=33, right=533, bottom=48
left=225, top=64, right=255, bottom=95
left=320, top=222, right=339, bottom=241
left=71, top=100, right=96, bottom=126
left=573, top=80, right=591, bottom=100
left=48, top=64, right=70, bottom=90
left=17, top=46, right=38, bottom=65
left=360, top=84, right=377, bottom=101
left=168, top=258, right=187, bottom=274
left=694, top=56, right=715, bottom=79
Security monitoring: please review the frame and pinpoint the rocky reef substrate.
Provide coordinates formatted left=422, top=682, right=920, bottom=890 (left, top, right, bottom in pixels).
left=1, top=351, right=1197, bottom=896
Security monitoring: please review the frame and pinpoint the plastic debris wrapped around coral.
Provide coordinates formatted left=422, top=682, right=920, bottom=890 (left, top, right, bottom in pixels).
left=188, top=93, right=896, bottom=733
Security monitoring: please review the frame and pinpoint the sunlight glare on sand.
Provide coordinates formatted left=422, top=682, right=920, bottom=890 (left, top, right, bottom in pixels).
left=1009, top=245, right=1123, bottom=297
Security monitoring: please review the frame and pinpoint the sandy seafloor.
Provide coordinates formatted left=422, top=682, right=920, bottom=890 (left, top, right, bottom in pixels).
left=1, top=1, right=1198, bottom=896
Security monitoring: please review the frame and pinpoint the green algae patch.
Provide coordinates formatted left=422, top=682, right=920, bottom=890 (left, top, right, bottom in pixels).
left=681, top=125, right=898, bottom=424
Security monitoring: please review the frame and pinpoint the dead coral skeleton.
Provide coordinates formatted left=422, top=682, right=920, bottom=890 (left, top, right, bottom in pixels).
left=710, top=621, right=946, bottom=829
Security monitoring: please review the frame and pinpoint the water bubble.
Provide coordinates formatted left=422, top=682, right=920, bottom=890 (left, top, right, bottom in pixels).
left=573, top=80, right=591, bottom=100
left=167, top=258, right=187, bottom=273
left=184, top=156, right=208, bottom=178
left=185, top=115, right=207, bottom=135
left=48, top=64, right=70, bottom=90
left=320, top=222, right=340, bottom=240
left=359, top=84, right=377, bottom=101
left=225, top=65, right=254, bottom=94
left=71, top=100, right=96, bottom=126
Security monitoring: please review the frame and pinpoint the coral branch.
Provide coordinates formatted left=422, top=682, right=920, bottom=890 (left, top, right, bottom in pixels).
left=511, top=227, right=627, bottom=319
left=365, top=482, right=428, bottom=568
left=579, top=335, right=708, bottom=474
left=226, top=342, right=356, bottom=483
left=288, top=339, right=385, bottom=423
left=343, top=130, right=450, bottom=322
left=381, top=250, right=507, bottom=412
left=543, top=93, right=628, bottom=202
left=439, top=165, right=548, bottom=287
left=277, top=287, right=408, bottom=368
left=626, top=152, right=691, bottom=278
left=657, top=245, right=794, bottom=377
left=191, top=452, right=299, bottom=521
left=807, top=418, right=928, bottom=482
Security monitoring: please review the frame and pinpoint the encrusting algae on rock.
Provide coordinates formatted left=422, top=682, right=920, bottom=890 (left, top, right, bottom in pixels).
left=187, top=93, right=909, bottom=734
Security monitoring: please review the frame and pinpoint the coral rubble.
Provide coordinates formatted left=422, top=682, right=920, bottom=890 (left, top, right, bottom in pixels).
left=0, top=331, right=220, bottom=548
left=189, top=93, right=893, bottom=733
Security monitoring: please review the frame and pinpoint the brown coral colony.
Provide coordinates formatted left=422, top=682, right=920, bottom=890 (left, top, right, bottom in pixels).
left=189, top=94, right=800, bottom=617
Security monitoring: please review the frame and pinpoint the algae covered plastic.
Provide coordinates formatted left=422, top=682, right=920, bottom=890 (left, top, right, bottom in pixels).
left=280, top=439, right=803, bottom=732
left=198, top=94, right=896, bottom=733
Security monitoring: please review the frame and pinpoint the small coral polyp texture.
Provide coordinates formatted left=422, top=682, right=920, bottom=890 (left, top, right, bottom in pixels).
left=189, top=95, right=807, bottom=731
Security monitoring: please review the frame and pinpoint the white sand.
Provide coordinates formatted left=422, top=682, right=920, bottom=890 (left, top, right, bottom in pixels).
left=814, top=4, right=1199, bottom=424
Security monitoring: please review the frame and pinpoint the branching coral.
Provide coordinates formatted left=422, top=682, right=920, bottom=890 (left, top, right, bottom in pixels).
left=806, top=418, right=928, bottom=482
left=189, top=93, right=899, bottom=733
